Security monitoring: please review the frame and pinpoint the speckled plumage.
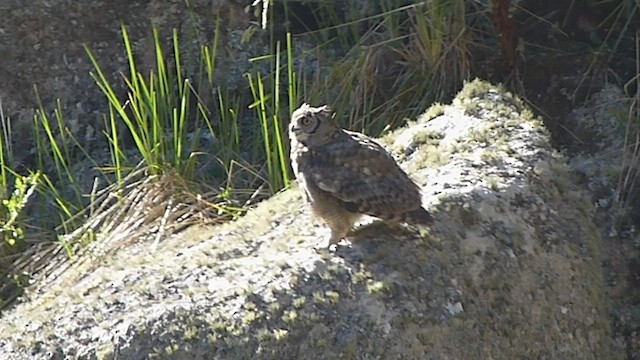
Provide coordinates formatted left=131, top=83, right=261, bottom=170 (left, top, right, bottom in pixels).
left=289, top=103, right=432, bottom=247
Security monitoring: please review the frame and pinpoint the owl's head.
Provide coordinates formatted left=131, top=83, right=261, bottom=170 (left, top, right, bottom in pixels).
left=289, top=103, right=337, bottom=146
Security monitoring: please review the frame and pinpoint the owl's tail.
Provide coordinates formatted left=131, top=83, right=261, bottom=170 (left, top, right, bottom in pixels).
left=401, top=207, right=433, bottom=225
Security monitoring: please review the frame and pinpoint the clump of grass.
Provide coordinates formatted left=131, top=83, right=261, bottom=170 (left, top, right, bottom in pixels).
left=86, top=26, right=210, bottom=181
left=616, top=32, right=640, bottom=217
left=0, top=101, right=38, bottom=306
left=0, top=170, right=39, bottom=308
left=292, top=1, right=471, bottom=137
left=0, top=101, right=11, bottom=191
left=247, top=35, right=296, bottom=192
left=0, top=22, right=299, bottom=308
left=567, top=0, right=640, bottom=100
left=32, top=95, right=98, bottom=229
left=0, top=173, right=39, bottom=258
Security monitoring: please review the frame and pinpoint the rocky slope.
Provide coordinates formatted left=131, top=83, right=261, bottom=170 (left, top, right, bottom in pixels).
left=0, top=80, right=622, bottom=359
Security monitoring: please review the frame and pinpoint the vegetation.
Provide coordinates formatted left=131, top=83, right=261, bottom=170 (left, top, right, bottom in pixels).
left=0, top=0, right=638, bottom=311
left=617, top=38, right=640, bottom=216
left=0, top=21, right=298, bottom=307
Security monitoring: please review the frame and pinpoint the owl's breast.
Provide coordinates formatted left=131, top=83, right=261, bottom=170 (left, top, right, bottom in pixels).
left=290, top=140, right=308, bottom=176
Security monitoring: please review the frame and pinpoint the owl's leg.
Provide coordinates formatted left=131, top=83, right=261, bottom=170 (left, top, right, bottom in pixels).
left=327, top=225, right=350, bottom=247
left=324, top=212, right=360, bottom=248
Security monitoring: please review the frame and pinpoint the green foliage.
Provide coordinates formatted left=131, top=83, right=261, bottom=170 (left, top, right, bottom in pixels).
left=0, top=172, right=39, bottom=248
left=0, top=22, right=299, bottom=308
left=86, top=23, right=295, bottom=195
left=564, top=0, right=640, bottom=100
left=0, top=102, right=10, bottom=192
left=0, top=103, right=37, bottom=305
left=0, top=171, right=38, bottom=307
left=86, top=26, right=209, bottom=180
left=289, top=0, right=470, bottom=137
left=32, top=97, right=90, bottom=225
left=616, top=42, right=640, bottom=215
left=247, top=36, right=296, bottom=192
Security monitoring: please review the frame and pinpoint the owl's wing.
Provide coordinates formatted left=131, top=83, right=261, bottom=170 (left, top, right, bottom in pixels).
left=305, top=132, right=423, bottom=219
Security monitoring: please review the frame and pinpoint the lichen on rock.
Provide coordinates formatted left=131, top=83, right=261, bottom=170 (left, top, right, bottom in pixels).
left=0, top=80, right=621, bottom=359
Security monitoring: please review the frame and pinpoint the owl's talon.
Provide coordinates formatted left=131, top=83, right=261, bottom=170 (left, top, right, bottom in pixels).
left=313, top=243, right=336, bottom=254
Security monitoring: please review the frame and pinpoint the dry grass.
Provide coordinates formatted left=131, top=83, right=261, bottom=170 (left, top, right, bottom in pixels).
left=616, top=31, right=640, bottom=213
left=299, top=1, right=472, bottom=136
left=4, top=166, right=245, bottom=304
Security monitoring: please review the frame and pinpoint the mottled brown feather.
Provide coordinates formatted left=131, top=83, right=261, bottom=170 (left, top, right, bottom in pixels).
left=296, top=119, right=427, bottom=217
left=289, top=103, right=432, bottom=246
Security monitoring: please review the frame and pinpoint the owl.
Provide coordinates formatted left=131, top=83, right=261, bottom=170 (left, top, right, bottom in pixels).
left=289, top=103, right=432, bottom=248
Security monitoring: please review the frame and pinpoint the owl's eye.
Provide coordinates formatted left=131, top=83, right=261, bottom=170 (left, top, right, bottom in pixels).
left=301, top=117, right=312, bottom=126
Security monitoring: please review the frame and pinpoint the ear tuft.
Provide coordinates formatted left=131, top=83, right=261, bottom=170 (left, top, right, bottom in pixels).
left=318, top=105, right=333, bottom=117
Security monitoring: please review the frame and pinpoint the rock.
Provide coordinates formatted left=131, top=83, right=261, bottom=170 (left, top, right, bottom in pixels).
left=0, top=80, right=621, bottom=359
left=565, top=84, right=630, bottom=210
left=564, top=83, right=640, bottom=358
